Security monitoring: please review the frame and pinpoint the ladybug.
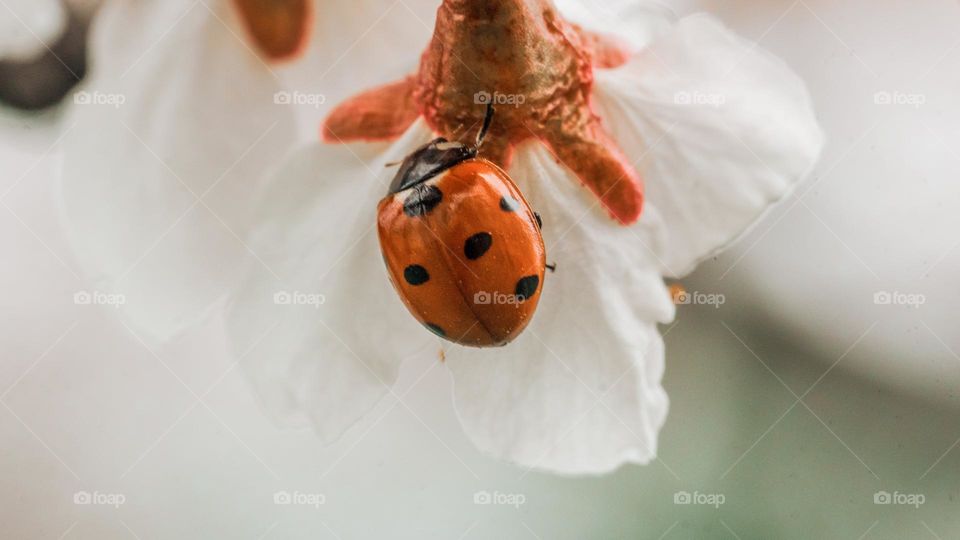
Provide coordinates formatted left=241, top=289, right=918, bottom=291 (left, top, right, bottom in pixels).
left=377, top=106, right=547, bottom=348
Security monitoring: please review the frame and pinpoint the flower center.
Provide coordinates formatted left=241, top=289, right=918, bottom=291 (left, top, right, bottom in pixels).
left=413, top=0, right=594, bottom=165
left=323, top=0, right=645, bottom=225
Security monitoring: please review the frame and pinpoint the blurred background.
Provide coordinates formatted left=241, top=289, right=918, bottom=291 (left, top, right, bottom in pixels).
left=1, top=0, right=958, bottom=538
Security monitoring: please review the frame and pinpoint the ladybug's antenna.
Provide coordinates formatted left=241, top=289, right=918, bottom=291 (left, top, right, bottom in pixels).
left=449, top=122, right=467, bottom=141
left=475, top=103, right=495, bottom=149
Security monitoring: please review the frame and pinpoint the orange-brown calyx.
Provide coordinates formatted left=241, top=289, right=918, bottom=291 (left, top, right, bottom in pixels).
left=322, top=78, right=421, bottom=143
left=233, top=0, right=312, bottom=61
left=323, top=0, right=643, bottom=224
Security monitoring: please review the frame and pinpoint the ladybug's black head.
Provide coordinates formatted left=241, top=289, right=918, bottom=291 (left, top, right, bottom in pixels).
left=387, top=138, right=477, bottom=194
left=387, top=104, right=496, bottom=195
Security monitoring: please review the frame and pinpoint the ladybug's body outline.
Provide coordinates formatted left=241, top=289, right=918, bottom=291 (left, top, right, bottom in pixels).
left=377, top=106, right=548, bottom=348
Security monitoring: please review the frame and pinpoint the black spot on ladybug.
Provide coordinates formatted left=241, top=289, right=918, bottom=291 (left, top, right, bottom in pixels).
left=464, top=232, right=493, bottom=260
left=404, top=264, right=430, bottom=286
left=500, top=195, right=519, bottom=212
left=534, top=212, right=543, bottom=229
left=403, top=184, right=443, bottom=217
left=425, top=323, right=446, bottom=337
left=515, top=275, right=540, bottom=301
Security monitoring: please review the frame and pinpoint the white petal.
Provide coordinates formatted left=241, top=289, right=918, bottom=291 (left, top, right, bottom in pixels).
left=555, top=0, right=676, bottom=51
left=277, top=0, right=437, bottom=137
left=593, top=14, right=824, bottom=278
left=0, top=0, right=66, bottom=61
left=446, top=143, right=674, bottom=475
left=226, top=121, right=437, bottom=440
left=59, top=0, right=296, bottom=339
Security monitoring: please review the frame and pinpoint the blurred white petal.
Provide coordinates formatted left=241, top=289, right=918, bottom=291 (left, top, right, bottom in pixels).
left=277, top=0, right=438, bottom=137
left=226, top=121, right=436, bottom=439
left=555, top=0, right=676, bottom=50
left=0, top=0, right=66, bottom=61
left=59, top=0, right=296, bottom=340
left=58, top=0, right=445, bottom=339
left=593, top=14, right=824, bottom=277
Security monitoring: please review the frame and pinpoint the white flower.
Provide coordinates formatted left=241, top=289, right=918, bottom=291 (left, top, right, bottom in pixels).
left=226, top=6, right=824, bottom=474
left=59, top=0, right=823, bottom=474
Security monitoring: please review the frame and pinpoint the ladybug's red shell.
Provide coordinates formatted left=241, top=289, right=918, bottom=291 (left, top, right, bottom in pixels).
left=377, top=158, right=546, bottom=347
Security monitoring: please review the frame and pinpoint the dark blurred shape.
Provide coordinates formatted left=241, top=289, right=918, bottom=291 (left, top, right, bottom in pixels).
left=0, top=3, right=90, bottom=111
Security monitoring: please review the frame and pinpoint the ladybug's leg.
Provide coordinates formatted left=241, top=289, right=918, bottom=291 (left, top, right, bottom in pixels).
left=322, top=77, right=420, bottom=143
left=543, top=119, right=644, bottom=225
left=475, top=135, right=515, bottom=171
